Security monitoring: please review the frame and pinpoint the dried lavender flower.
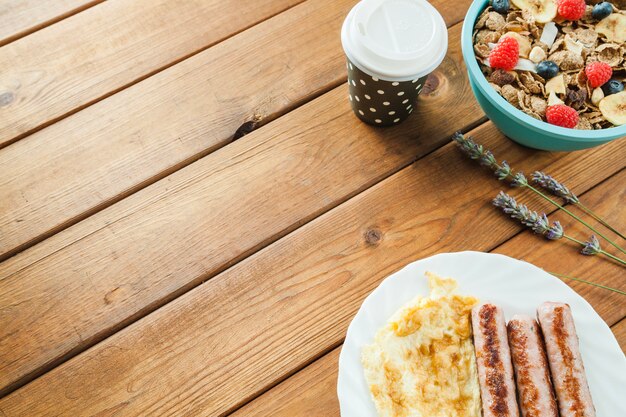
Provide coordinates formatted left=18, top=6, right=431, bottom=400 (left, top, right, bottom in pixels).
left=454, top=133, right=525, bottom=185
left=495, top=161, right=511, bottom=180
left=453, top=132, right=497, bottom=169
left=545, top=221, right=564, bottom=240
left=532, top=171, right=579, bottom=204
left=510, top=172, right=528, bottom=187
left=493, top=192, right=562, bottom=240
left=453, top=132, right=626, bottom=256
left=581, top=235, right=601, bottom=256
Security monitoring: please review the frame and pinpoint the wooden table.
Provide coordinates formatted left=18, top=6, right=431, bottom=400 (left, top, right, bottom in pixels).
left=0, top=0, right=624, bottom=415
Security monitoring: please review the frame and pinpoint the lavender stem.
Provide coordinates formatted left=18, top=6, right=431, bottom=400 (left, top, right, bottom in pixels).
left=549, top=272, right=626, bottom=296
left=575, top=202, right=626, bottom=240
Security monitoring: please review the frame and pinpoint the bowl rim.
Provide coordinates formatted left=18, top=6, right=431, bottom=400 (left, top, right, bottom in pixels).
left=461, top=0, right=626, bottom=142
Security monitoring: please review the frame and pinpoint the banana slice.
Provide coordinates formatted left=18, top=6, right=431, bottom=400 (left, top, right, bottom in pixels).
left=591, top=87, right=604, bottom=106
left=599, top=91, right=626, bottom=125
left=548, top=91, right=564, bottom=106
left=503, top=32, right=532, bottom=57
left=545, top=74, right=566, bottom=95
left=596, top=14, right=626, bottom=44
left=510, top=0, right=557, bottom=24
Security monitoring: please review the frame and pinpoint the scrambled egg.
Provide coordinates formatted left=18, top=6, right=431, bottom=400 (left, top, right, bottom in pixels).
left=361, top=272, right=481, bottom=417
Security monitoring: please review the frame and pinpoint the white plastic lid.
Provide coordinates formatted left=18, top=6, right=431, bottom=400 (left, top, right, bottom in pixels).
left=341, top=0, right=448, bottom=81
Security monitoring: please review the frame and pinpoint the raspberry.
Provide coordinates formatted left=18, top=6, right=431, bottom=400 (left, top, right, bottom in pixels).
left=546, top=104, right=579, bottom=128
left=585, top=62, right=613, bottom=88
left=489, top=37, right=519, bottom=71
left=557, top=0, right=586, bottom=20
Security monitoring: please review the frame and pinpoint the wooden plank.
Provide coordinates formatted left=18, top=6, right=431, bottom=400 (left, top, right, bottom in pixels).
left=234, top=170, right=626, bottom=416
left=0, top=0, right=303, bottom=147
left=237, top=318, right=626, bottom=416
left=0, top=0, right=471, bottom=261
left=232, top=348, right=342, bottom=417
left=0, top=0, right=103, bottom=46
left=0, top=19, right=481, bottom=396
left=1, top=123, right=624, bottom=415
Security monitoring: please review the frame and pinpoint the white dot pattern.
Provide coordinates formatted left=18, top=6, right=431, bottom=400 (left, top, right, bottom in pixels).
left=346, top=59, right=426, bottom=126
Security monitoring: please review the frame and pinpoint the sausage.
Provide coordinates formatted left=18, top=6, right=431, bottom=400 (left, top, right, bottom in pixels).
left=471, top=303, right=520, bottom=417
left=507, top=315, right=558, bottom=417
left=537, top=302, right=596, bottom=417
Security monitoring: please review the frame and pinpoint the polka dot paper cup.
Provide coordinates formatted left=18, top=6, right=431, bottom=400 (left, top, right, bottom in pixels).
left=346, top=60, right=427, bottom=126
left=341, top=0, right=448, bottom=127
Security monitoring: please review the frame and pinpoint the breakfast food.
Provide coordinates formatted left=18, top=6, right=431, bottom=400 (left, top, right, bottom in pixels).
left=507, top=315, right=559, bottom=417
left=471, top=303, right=520, bottom=417
left=473, top=0, right=626, bottom=129
left=537, top=302, right=596, bottom=417
left=361, top=273, right=481, bottom=417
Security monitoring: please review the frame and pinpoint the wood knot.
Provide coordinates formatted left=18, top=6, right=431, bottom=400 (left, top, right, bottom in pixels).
left=364, top=228, right=383, bottom=245
left=104, top=287, right=123, bottom=305
left=421, top=74, right=440, bottom=95
left=0, top=91, right=14, bottom=107
left=233, top=115, right=262, bottom=141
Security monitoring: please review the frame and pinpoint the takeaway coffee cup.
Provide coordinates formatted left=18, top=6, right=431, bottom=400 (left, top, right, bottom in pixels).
left=341, top=0, right=448, bottom=126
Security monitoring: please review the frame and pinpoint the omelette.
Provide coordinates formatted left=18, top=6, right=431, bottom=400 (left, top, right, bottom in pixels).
left=361, top=272, right=481, bottom=417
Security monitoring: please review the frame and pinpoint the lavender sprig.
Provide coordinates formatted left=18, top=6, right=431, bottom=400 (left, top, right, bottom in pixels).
left=454, top=132, right=626, bottom=255
left=493, top=192, right=626, bottom=266
left=532, top=172, right=579, bottom=204
left=581, top=235, right=601, bottom=256
left=493, top=192, right=563, bottom=240
left=532, top=171, right=625, bottom=240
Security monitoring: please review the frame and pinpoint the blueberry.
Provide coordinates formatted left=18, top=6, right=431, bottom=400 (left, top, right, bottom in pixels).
left=491, top=0, right=510, bottom=14
left=536, top=61, right=559, bottom=80
left=602, top=79, right=624, bottom=96
left=592, top=2, right=613, bottom=20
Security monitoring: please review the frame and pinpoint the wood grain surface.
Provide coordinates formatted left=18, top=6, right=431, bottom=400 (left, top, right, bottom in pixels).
left=0, top=0, right=102, bottom=46
left=1, top=123, right=623, bottom=416
left=234, top=170, right=626, bottom=416
left=232, top=348, right=342, bottom=417
left=0, top=19, right=483, bottom=396
left=0, top=0, right=472, bottom=262
left=0, top=0, right=302, bottom=147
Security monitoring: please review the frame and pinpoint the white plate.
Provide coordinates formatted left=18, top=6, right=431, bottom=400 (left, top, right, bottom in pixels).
left=337, top=251, right=626, bottom=416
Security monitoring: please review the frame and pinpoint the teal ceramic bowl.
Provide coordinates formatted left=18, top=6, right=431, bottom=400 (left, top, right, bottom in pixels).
left=461, top=0, right=626, bottom=151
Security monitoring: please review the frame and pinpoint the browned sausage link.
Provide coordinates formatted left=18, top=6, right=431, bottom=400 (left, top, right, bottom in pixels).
left=537, top=302, right=596, bottom=417
left=472, top=303, right=520, bottom=417
left=507, top=315, right=558, bottom=417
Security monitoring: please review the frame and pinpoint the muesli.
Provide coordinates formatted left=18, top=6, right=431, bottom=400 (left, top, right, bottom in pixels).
left=474, top=0, right=626, bottom=129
